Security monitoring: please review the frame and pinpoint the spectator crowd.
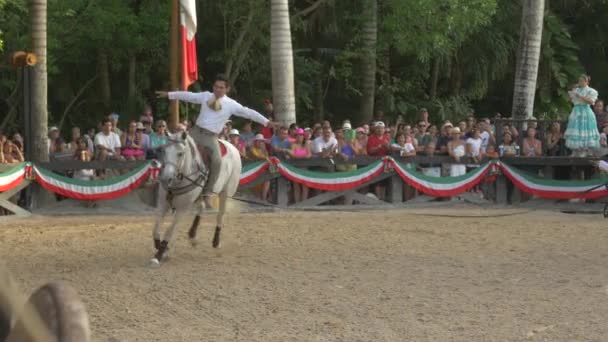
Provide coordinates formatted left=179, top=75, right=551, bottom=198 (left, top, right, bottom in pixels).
left=2, top=99, right=608, bottom=204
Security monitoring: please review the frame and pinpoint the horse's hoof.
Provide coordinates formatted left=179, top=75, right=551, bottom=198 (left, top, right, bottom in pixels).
left=212, top=240, right=221, bottom=249
left=149, top=258, right=161, bottom=267
left=154, top=238, right=161, bottom=250
left=190, top=238, right=198, bottom=247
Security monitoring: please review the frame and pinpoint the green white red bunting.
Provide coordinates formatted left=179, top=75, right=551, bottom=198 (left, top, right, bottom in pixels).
left=499, top=162, right=608, bottom=199
left=390, top=159, right=493, bottom=197
left=239, top=161, right=269, bottom=186
left=3, top=157, right=608, bottom=202
left=272, top=157, right=386, bottom=191
left=0, top=163, right=27, bottom=192
left=33, top=162, right=155, bottom=201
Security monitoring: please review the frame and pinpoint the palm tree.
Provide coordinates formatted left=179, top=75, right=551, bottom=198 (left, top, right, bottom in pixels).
left=270, top=0, right=297, bottom=125
left=29, top=0, right=49, bottom=162
left=358, top=0, right=377, bottom=124
left=511, top=0, right=545, bottom=120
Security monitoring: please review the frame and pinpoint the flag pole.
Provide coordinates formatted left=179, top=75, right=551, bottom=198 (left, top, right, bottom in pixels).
left=169, top=0, right=180, bottom=132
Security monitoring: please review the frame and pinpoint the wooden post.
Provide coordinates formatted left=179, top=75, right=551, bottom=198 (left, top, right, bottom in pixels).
left=387, top=174, right=403, bottom=203
left=496, top=174, right=508, bottom=205
left=169, top=0, right=180, bottom=132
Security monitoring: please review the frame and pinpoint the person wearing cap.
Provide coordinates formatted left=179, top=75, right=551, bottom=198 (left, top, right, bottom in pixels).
left=107, top=113, right=122, bottom=136
left=156, top=74, right=279, bottom=207
left=120, top=120, right=145, bottom=160
left=228, top=128, right=246, bottom=158
left=247, top=134, right=271, bottom=201
left=435, top=122, right=453, bottom=154
left=48, top=126, right=66, bottom=154
left=366, top=121, right=390, bottom=157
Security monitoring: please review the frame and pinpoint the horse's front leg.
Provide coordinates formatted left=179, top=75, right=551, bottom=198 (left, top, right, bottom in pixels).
left=150, top=206, right=185, bottom=267
left=153, top=187, right=170, bottom=250
left=188, top=199, right=204, bottom=247
left=212, top=191, right=228, bottom=248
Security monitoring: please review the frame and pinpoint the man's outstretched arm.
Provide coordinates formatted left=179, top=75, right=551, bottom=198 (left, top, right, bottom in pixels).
left=233, top=103, right=280, bottom=128
left=156, top=91, right=205, bottom=104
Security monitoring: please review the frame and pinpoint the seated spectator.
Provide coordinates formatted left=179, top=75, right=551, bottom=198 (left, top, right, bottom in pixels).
left=48, top=126, right=66, bottom=154
left=141, top=116, right=153, bottom=134
left=73, top=137, right=96, bottom=207
left=367, top=121, right=390, bottom=157
left=458, top=121, right=468, bottom=138
left=149, top=120, right=169, bottom=150
left=421, top=142, right=441, bottom=177
left=415, top=121, right=432, bottom=152
left=484, top=144, right=499, bottom=159
left=11, top=133, right=24, bottom=153
left=312, top=126, right=338, bottom=158
left=248, top=134, right=271, bottom=201
left=391, top=133, right=416, bottom=157
left=228, top=129, right=247, bottom=158
left=594, top=99, right=608, bottom=131
left=600, top=123, right=608, bottom=149
left=353, top=127, right=368, bottom=155
left=288, top=128, right=311, bottom=203
left=271, top=126, right=292, bottom=157
left=95, top=118, right=123, bottom=161
left=0, top=134, right=24, bottom=163
left=66, top=127, right=93, bottom=154
left=478, top=120, right=494, bottom=153
left=139, top=104, right=154, bottom=126
left=108, top=113, right=122, bottom=136
left=448, top=127, right=466, bottom=176
left=522, top=127, right=542, bottom=157
left=436, top=122, right=453, bottom=154
left=121, top=121, right=145, bottom=161
left=136, top=122, right=151, bottom=154
left=287, top=123, right=299, bottom=143
left=499, top=132, right=518, bottom=157
left=545, top=122, right=564, bottom=156
left=240, top=121, right=255, bottom=146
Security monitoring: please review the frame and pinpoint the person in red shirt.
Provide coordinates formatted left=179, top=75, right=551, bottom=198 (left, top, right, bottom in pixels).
left=366, top=121, right=390, bottom=200
left=367, top=121, right=390, bottom=156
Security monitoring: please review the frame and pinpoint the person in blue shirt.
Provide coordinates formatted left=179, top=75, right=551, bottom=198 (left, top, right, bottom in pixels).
left=271, top=126, right=292, bottom=158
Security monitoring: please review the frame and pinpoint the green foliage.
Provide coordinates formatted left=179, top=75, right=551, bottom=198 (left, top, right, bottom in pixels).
left=1, top=0, right=608, bottom=135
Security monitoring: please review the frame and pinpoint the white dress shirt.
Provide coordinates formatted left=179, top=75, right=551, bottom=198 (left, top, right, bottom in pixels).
left=168, top=91, right=269, bottom=134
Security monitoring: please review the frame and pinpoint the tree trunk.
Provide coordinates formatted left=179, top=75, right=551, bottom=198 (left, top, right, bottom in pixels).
left=98, top=49, right=111, bottom=112
left=270, top=0, right=297, bottom=125
left=430, top=58, right=440, bottom=99
left=29, top=0, right=48, bottom=163
left=127, top=51, right=137, bottom=114
left=358, top=0, right=377, bottom=125
left=511, top=0, right=545, bottom=119
left=312, top=45, right=324, bottom=122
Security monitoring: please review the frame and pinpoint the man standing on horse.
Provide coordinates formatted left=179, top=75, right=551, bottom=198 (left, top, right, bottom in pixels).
left=156, top=74, right=278, bottom=208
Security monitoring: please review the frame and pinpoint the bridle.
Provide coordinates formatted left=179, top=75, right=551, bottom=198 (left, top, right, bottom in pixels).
left=159, top=137, right=208, bottom=196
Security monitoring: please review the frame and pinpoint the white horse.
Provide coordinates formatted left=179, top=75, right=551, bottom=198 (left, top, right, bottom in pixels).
left=150, top=131, right=241, bottom=266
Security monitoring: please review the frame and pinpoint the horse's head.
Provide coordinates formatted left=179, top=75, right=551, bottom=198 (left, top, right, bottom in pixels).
left=158, top=131, right=194, bottom=188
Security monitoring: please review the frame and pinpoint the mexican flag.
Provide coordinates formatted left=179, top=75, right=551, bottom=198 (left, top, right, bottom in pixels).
left=180, top=0, right=198, bottom=89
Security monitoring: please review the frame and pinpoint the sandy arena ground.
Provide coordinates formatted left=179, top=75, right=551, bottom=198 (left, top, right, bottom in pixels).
left=0, top=207, right=607, bottom=341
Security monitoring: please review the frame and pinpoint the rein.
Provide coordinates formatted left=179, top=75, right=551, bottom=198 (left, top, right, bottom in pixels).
left=159, top=137, right=208, bottom=197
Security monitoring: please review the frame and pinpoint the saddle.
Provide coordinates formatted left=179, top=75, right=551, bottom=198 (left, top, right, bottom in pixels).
left=197, top=139, right=228, bottom=169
